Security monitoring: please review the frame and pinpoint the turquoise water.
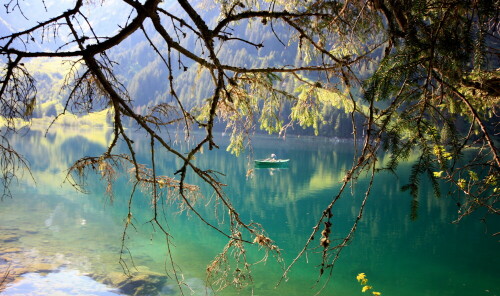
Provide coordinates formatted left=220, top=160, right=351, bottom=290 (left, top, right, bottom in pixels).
left=0, top=128, right=498, bottom=296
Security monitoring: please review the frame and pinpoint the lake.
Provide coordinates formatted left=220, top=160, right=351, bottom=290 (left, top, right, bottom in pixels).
left=0, top=126, right=498, bottom=296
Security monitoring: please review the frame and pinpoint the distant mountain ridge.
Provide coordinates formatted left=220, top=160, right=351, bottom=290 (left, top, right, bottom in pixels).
left=10, top=0, right=365, bottom=138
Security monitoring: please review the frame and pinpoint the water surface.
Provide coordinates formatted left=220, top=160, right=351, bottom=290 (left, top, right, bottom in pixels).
left=0, top=127, right=498, bottom=296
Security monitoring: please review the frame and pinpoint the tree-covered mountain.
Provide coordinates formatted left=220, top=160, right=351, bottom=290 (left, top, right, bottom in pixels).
left=17, top=0, right=369, bottom=138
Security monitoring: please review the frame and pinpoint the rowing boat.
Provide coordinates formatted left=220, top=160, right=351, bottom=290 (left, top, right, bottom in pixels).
left=254, top=159, right=290, bottom=168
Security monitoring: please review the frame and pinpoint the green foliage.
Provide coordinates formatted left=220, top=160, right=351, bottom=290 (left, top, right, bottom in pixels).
left=226, top=131, right=245, bottom=157
left=363, top=50, right=421, bottom=104
left=291, top=76, right=356, bottom=135
left=291, top=83, right=323, bottom=135
left=356, top=0, right=499, bottom=224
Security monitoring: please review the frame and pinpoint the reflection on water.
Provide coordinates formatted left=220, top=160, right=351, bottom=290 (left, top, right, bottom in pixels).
left=3, top=269, right=124, bottom=296
left=0, top=129, right=499, bottom=296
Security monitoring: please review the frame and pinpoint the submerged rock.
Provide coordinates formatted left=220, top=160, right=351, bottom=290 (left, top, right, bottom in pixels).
left=100, top=268, right=168, bottom=296
left=1, top=234, right=19, bottom=243
left=30, top=262, right=57, bottom=274
left=103, top=271, right=130, bottom=287
left=1, top=247, right=22, bottom=254
left=119, top=273, right=166, bottom=296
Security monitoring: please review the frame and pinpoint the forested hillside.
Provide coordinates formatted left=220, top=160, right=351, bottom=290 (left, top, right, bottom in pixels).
left=7, top=1, right=371, bottom=138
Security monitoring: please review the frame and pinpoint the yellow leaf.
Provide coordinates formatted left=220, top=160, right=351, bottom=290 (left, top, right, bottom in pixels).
left=356, top=273, right=366, bottom=282
left=362, top=285, right=373, bottom=293
left=372, top=292, right=381, bottom=296
left=433, top=171, right=444, bottom=178
left=98, top=161, right=107, bottom=172
left=457, top=178, right=467, bottom=189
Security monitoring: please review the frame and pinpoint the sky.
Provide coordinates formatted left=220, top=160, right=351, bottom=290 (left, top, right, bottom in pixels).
left=1, top=0, right=132, bottom=46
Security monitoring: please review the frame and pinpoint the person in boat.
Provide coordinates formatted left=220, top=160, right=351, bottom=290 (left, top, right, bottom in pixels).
left=265, top=154, right=277, bottom=162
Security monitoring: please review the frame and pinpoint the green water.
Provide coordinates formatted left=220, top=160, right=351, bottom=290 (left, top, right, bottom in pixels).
left=1, top=128, right=498, bottom=296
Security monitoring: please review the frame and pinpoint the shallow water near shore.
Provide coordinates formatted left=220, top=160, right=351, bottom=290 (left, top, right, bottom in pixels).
left=1, top=128, right=499, bottom=296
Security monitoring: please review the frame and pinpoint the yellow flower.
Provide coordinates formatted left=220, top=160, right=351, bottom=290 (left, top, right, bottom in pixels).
left=362, top=285, right=373, bottom=293
left=372, top=292, right=381, bottom=296
left=356, top=273, right=366, bottom=282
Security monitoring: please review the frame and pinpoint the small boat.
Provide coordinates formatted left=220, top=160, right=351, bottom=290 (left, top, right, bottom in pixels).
left=254, top=159, right=290, bottom=168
